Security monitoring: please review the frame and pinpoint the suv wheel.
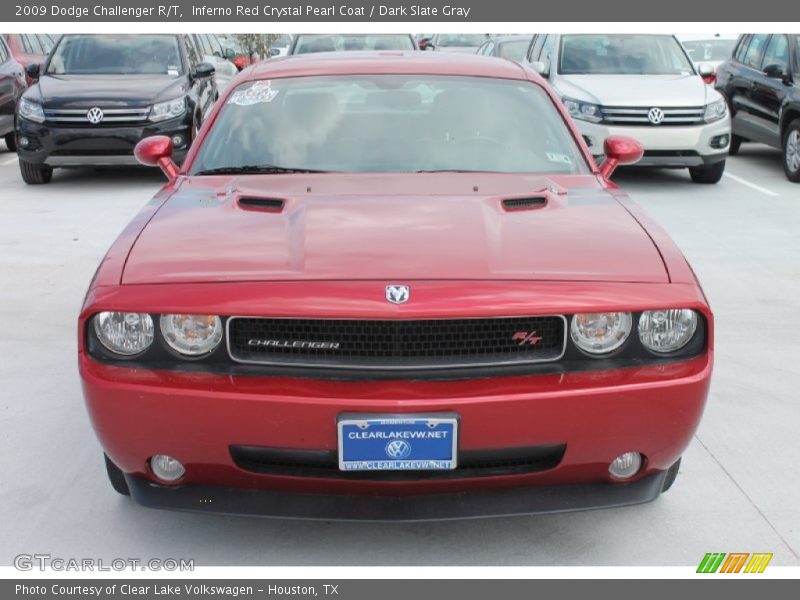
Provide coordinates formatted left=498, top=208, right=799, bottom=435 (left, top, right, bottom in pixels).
left=728, top=134, right=743, bottom=156
left=18, top=159, right=53, bottom=184
left=689, top=160, right=725, bottom=184
left=4, top=132, right=16, bottom=152
left=783, top=120, right=800, bottom=182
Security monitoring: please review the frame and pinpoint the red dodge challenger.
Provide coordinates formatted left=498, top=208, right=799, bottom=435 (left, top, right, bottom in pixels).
left=78, top=52, right=713, bottom=521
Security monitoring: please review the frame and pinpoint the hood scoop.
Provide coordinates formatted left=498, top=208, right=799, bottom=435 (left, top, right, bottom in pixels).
left=501, top=196, right=548, bottom=211
left=237, top=197, right=285, bottom=212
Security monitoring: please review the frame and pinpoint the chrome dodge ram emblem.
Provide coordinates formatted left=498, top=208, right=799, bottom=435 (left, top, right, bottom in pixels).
left=385, top=285, right=410, bottom=304
left=86, top=107, right=104, bottom=124
left=647, top=107, right=665, bottom=125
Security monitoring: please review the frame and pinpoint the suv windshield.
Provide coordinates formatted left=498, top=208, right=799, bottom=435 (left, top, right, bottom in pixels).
left=436, top=34, right=489, bottom=48
left=682, top=39, right=737, bottom=62
left=47, top=34, right=183, bottom=75
left=190, top=75, right=587, bottom=175
left=560, top=34, right=695, bottom=75
left=293, top=34, right=413, bottom=53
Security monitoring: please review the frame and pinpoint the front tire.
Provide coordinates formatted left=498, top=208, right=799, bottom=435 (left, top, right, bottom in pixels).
left=728, top=134, right=743, bottom=156
left=689, top=160, right=725, bottom=184
left=18, top=159, right=53, bottom=184
left=782, top=119, right=800, bottom=183
left=104, top=454, right=130, bottom=496
left=4, top=132, right=16, bottom=152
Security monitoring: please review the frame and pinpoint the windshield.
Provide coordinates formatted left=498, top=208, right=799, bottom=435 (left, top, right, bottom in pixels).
left=47, top=35, right=182, bottom=75
left=436, top=34, right=489, bottom=48
left=190, top=75, right=587, bottom=175
left=499, top=40, right=530, bottom=62
left=682, top=39, right=737, bottom=62
left=293, top=34, right=414, bottom=53
left=559, top=35, right=695, bottom=75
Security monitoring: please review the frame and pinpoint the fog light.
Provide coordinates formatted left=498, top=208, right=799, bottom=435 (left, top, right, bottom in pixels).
left=171, top=134, right=185, bottom=148
left=710, top=134, right=729, bottom=149
left=149, top=455, right=185, bottom=483
left=609, top=452, right=643, bottom=480
left=19, top=136, right=29, bottom=148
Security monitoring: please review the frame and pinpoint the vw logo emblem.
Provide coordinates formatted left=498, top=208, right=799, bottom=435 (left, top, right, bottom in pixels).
left=385, top=285, right=410, bottom=304
left=385, top=440, right=412, bottom=459
left=647, top=107, right=665, bottom=125
left=86, top=107, right=104, bottom=124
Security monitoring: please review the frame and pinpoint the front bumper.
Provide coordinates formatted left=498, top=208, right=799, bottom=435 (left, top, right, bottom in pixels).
left=577, top=117, right=731, bottom=167
left=125, top=469, right=673, bottom=522
left=15, top=115, right=190, bottom=167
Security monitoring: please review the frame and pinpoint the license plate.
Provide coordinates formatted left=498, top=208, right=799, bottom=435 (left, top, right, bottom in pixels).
left=337, top=415, right=458, bottom=471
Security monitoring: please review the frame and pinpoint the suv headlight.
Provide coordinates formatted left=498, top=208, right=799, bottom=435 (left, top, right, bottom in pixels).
left=570, top=312, right=632, bottom=355
left=149, top=96, right=187, bottom=122
left=704, top=99, right=727, bottom=123
left=638, top=309, right=698, bottom=353
left=18, top=98, right=45, bottom=123
left=562, top=97, right=603, bottom=123
left=93, top=312, right=154, bottom=356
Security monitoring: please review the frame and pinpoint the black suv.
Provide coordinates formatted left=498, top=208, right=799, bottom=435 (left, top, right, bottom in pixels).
left=15, top=34, right=217, bottom=184
left=716, top=34, right=800, bottom=182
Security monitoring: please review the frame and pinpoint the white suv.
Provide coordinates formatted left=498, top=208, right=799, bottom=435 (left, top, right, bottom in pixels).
left=527, top=34, right=731, bottom=183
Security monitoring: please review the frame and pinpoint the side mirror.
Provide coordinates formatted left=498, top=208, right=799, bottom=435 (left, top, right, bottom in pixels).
left=193, top=62, right=215, bottom=79
left=270, top=47, right=280, bottom=56
left=763, top=63, right=785, bottom=79
left=418, top=38, right=431, bottom=50
left=223, top=47, right=236, bottom=60
left=26, top=63, right=40, bottom=80
left=531, top=61, right=550, bottom=77
left=697, top=63, right=714, bottom=77
left=134, top=135, right=179, bottom=182
left=599, top=136, right=644, bottom=179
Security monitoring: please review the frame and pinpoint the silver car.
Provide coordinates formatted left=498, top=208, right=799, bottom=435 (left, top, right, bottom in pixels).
left=527, top=33, right=731, bottom=183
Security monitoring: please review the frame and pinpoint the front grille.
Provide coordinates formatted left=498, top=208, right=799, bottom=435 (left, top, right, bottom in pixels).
left=230, top=444, right=566, bottom=481
left=227, top=316, right=566, bottom=370
left=603, top=105, right=705, bottom=126
left=44, top=107, right=150, bottom=126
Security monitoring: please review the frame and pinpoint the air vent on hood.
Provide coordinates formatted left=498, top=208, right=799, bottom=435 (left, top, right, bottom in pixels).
left=502, top=197, right=547, bottom=211
left=237, top=197, right=285, bottom=212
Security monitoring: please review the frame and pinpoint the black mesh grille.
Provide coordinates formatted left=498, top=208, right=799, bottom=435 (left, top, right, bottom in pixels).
left=227, top=316, right=565, bottom=370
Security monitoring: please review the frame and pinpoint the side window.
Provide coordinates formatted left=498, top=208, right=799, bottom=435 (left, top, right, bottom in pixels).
left=483, top=42, right=494, bottom=56
left=0, top=38, right=9, bottom=63
left=209, top=35, right=224, bottom=58
left=183, top=36, right=198, bottom=69
left=528, top=34, right=544, bottom=63
left=761, top=35, right=789, bottom=73
left=22, top=34, right=43, bottom=54
left=37, top=34, right=55, bottom=54
left=734, top=35, right=750, bottom=62
left=539, top=35, right=555, bottom=70
left=743, top=34, right=769, bottom=69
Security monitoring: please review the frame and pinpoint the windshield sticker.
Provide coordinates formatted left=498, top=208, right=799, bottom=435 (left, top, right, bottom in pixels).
left=228, top=81, right=279, bottom=106
left=547, top=152, right=573, bottom=165
left=167, top=66, right=179, bottom=76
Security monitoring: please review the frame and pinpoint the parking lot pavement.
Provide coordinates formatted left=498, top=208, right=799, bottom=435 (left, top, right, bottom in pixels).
left=1, top=140, right=798, bottom=567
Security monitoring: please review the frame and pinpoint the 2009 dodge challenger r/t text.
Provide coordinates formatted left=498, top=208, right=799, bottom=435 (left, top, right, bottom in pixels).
left=78, top=52, right=713, bottom=521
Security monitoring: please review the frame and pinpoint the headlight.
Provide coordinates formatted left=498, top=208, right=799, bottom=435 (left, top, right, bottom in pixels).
left=160, top=314, right=223, bottom=356
left=704, top=99, right=727, bottom=123
left=93, top=312, right=154, bottom=356
left=18, top=98, right=45, bottom=123
left=638, top=309, right=698, bottom=353
left=570, top=312, right=632, bottom=355
left=562, top=97, right=603, bottom=123
left=149, top=96, right=187, bottom=122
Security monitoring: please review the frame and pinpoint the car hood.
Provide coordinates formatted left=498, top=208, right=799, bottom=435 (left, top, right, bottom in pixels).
left=122, top=174, right=669, bottom=285
left=32, top=74, right=187, bottom=108
left=555, top=73, right=717, bottom=106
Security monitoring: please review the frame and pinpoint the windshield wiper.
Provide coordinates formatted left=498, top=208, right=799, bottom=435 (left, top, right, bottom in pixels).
left=194, top=165, right=331, bottom=175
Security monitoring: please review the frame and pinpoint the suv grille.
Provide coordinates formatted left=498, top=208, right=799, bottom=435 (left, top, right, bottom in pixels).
left=603, top=106, right=705, bottom=126
left=44, top=107, right=150, bottom=126
left=227, top=316, right=566, bottom=370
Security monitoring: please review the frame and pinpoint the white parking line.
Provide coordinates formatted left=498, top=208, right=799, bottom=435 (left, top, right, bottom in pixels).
left=723, top=172, right=780, bottom=197
left=0, top=155, right=18, bottom=167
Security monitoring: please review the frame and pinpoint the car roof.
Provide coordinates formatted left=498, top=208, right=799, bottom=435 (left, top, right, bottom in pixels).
left=492, top=35, right=534, bottom=44
left=247, top=51, right=530, bottom=80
